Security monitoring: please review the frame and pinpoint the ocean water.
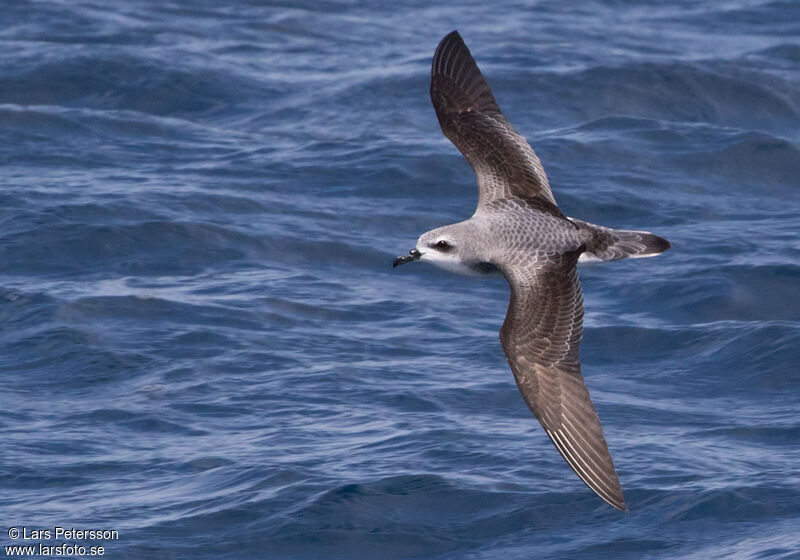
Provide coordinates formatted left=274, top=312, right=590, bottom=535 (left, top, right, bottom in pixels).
left=1, top=0, right=799, bottom=558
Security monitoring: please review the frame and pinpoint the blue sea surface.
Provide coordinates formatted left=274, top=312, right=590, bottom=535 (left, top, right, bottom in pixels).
left=2, top=1, right=800, bottom=558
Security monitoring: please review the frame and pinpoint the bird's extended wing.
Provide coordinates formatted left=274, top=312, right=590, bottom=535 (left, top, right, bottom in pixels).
left=500, top=250, right=626, bottom=511
left=430, top=30, right=557, bottom=208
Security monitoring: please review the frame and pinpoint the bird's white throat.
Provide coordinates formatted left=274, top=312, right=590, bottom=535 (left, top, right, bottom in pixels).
left=418, top=250, right=480, bottom=276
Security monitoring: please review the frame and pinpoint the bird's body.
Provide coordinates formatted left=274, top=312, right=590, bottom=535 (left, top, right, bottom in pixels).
left=394, top=31, right=670, bottom=512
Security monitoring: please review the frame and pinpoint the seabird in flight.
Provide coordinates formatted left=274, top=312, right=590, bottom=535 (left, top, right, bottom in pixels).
left=393, top=30, right=671, bottom=511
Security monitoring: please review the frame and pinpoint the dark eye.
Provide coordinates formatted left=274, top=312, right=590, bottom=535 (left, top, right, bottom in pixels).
left=434, top=240, right=452, bottom=252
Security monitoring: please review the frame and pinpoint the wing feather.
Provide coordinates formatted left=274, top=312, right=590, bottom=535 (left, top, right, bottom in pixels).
left=430, top=31, right=556, bottom=208
left=500, top=251, right=627, bottom=511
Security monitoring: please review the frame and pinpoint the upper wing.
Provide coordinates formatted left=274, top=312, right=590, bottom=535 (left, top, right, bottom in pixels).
left=430, top=31, right=557, bottom=208
left=500, top=250, right=626, bottom=511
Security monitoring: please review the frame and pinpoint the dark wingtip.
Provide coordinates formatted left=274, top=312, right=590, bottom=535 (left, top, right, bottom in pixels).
left=654, top=235, right=671, bottom=253
left=596, top=487, right=627, bottom=512
left=431, top=29, right=500, bottom=118
left=611, top=496, right=628, bottom=513
left=432, top=30, right=467, bottom=78
left=438, top=30, right=462, bottom=47
left=597, top=486, right=628, bottom=513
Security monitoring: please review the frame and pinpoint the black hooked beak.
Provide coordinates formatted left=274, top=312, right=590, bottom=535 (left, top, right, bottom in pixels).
left=393, top=248, right=421, bottom=268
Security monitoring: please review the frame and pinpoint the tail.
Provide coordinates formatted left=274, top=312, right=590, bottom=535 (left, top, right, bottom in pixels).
left=569, top=218, right=671, bottom=262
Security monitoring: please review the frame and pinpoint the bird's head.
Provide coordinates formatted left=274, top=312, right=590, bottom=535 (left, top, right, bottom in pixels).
left=393, top=224, right=497, bottom=276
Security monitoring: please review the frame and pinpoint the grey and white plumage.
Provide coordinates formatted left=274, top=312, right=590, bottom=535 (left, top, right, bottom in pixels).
left=393, top=31, right=671, bottom=511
